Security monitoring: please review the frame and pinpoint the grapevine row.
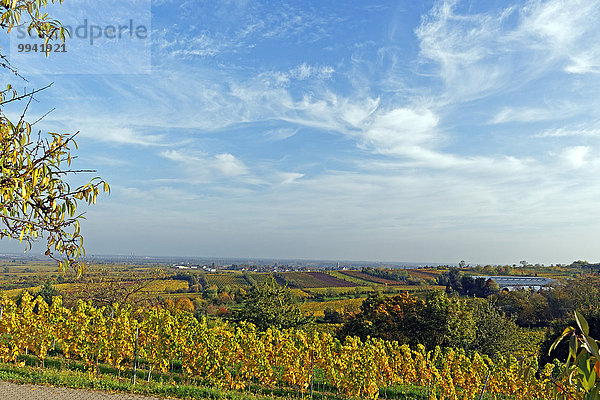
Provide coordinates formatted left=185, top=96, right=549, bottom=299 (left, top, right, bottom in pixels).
left=0, top=293, right=570, bottom=399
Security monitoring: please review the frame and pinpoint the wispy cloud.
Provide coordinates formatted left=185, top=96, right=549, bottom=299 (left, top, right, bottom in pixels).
left=18, top=0, right=600, bottom=263
left=490, top=105, right=576, bottom=124
left=415, top=0, right=600, bottom=105
left=289, top=63, right=335, bottom=80
left=518, top=0, right=600, bottom=74
left=160, top=149, right=250, bottom=181
left=535, top=126, right=600, bottom=138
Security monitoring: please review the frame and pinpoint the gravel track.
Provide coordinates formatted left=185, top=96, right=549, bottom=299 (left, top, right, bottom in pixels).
left=0, top=381, right=164, bottom=399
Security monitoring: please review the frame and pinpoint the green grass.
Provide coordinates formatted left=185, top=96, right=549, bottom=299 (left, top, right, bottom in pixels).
left=0, top=365, right=275, bottom=399
left=0, top=356, right=310, bottom=399
left=0, top=360, right=497, bottom=400
left=0, top=353, right=507, bottom=400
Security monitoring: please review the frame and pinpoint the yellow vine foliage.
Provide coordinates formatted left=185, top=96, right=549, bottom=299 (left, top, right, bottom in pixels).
left=0, top=294, right=575, bottom=399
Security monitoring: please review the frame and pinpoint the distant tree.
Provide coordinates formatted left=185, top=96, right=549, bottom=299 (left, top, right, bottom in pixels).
left=448, top=268, right=463, bottom=292
left=36, top=279, right=60, bottom=305
left=233, top=279, right=313, bottom=330
left=192, top=297, right=204, bottom=311
left=204, top=285, right=218, bottom=300
left=338, top=292, right=425, bottom=346
left=486, top=279, right=500, bottom=294
left=190, top=284, right=202, bottom=293
left=234, top=287, right=247, bottom=300
left=323, top=307, right=343, bottom=324
left=459, top=275, right=488, bottom=297
left=468, top=299, right=520, bottom=357
left=163, top=298, right=175, bottom=309
left=338, top=291, right=519, bottom=357
left=175, top=297, right=194, bottom=312
left=216, top=291, right=232, bottom=305
left=482, top=265, right=494, bottom=275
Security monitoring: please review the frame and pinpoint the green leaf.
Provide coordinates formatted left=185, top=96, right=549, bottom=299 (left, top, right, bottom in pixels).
left=576, top=311, right=590, bottom=336
left=550, top=326, right=575, bottom=355
left=570, top=334, right=578, bottom=360
left=583, top=333, right=600, bottom=360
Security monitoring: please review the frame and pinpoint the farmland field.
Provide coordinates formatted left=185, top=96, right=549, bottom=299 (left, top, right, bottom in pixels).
left=246, top=272, right=274, bottom=286
left=327, top=270, right=374, bottom=285
left=279, top=271, right=357, bottom=288
left=141, top=279, right=189, bottom=293
left=304, top=286, right=375, bottom=295
left=0, top=282, right=72, bottom=297
left=407, top=268, right=443, bottom=281
left=340, top=270, right=404, bottom=285
left=202, top=273, right=250, bottom=288
left=301, top=297, right=364, bottom=316
left=290, top=288, right=311, bottom=298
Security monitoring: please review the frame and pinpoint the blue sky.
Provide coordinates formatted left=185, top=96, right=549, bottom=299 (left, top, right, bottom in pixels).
left=3, top=0, right=600, bottom=265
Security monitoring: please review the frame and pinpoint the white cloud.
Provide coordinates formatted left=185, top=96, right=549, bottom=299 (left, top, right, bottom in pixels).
left=361, top=107, right=439, bottom=156
left=263, top=128, right=299, bottom=141
left=518, top=0, right=600, bottom=74
left=89, top=155, right=131, bottom=167
left=490, top=105, right=575, bottom=124
left=415, top=0, right=510, bottom=101
left=415, top=0, right=600, bottom=104
left=213, top=153, right=248, bottom=176
left=82, top=126, right=167, bottom=146
left=561, top=146, right=589, bottom=168
left=565, top=52, right=600, bottom=74
left=289, top=63, right=335, bottom=80
left=535, top=126, right=600, bottom=138
left=161, top=149, right=190, bottom=163
left=160, top=149, right=248, bottom=180
left=278, top=172, right=304, bottom=184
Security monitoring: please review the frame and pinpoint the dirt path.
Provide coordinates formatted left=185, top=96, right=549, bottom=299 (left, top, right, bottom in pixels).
left=0, top=381, right=164, bottom=399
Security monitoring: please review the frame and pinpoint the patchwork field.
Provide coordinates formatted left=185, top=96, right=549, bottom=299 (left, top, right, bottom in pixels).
left=301, top=297, right=364, bottom=316
left=202, top=273, right=249, bottom=288
left=245, top=272, right=274, bottom=286
left=407, top=268, right=443, bottom=281
left=327, top=270, right=374, bottom=285
left=278, top=271, right=357, bottom=288
left=340, top=270, right=405, bottom=285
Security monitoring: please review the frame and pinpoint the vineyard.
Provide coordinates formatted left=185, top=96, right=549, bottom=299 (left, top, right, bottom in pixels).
left=0, top=292, right=574, bottom=399
left=300, top=297, right=363, bottom=316
left=340, top=270, right=405, bottom=286
left=328, top=271, right=375, bottom=286
left=247, top=273, right=276, bottom=286
left=278, top=272, right=357, bottom=288
left=406, top=269, right=443, bottom=281
left=202, top=273, right=250, bottom=289
left=304, top=286, right=375, bottom=296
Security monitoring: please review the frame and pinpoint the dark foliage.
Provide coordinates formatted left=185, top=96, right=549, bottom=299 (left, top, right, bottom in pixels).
left=232, top=279, right=314, bottom=330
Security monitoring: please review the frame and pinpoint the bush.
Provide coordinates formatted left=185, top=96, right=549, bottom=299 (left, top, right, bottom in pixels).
left=232, top=279, right=313, bottom=330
